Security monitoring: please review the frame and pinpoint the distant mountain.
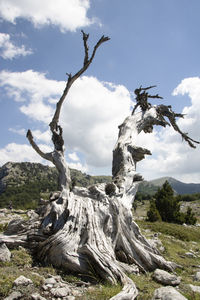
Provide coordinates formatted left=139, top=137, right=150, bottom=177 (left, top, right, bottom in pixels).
left=138, top=176, right=200, bottom=195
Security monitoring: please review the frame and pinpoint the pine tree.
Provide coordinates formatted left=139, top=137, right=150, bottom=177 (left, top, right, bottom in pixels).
left=184, top=206, right=197, bottom=225
left=154, top=181, right=180, bottom=222
left=147, top=200, right=161, bottom=222
left=147, top=181, right=197, bottom=225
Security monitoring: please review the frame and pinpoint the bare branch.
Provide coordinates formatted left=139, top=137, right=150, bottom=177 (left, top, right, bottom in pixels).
left=156, top=105, right=200, bottom=148
left=26, top=129, right=53, bottom=162
left=132, top=85, right=163, bottom=115
left=49, top=31, right=110, bottom=134
left=81, top=30, right=89, bottom=66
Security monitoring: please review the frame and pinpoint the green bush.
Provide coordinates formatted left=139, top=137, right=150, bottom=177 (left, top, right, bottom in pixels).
left=146, top=181, right=197, bottom=225
left=184, top=207, right=197, bottom=225
left=146, top=201, right=161, bottom=222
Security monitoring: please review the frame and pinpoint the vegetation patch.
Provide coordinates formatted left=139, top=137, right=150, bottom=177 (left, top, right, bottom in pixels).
left=138, top=220, right=200, bottom=242
left=77, top=283, right=122, bottom=300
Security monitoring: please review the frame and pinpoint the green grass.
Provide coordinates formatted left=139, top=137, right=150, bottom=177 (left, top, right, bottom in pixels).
left=137, top=220, right=200, bottom=241
left=77, top=283, right=122, bottom=300
left=0, top=222, right=8, bottom=232
left=129, top=273, right=161, bottom=300
left=0, top=248, right=58, bottom=298
left=1, top=217, right=200, bottom=299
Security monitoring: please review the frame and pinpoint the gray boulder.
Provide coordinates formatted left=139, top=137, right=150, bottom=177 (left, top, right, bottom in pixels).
left=188, top=284, right=200, bottom=293
left=152, top=286, right=187, bottom=300
left=31, top=293, right=47, bottom=300
left=4, top=291, right=22, bottom=300
left=13, top=275, right=33, bottom=286
left=50, top=286, right=70, bottom=297
left=152, top=269, right=181, bottom=286
left=0, top=242, right=11, bottom=262
left=185, top=252, right=196, bottom=258
left=4, top=219, right=25, bottom=235
left=194, top=271, right=200, bottom=281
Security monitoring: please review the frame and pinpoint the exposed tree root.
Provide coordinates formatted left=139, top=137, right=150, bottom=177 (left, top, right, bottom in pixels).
left=0, top=184, right=175, bottom=299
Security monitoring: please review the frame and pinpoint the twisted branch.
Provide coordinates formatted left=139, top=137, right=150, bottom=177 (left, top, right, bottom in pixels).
left=156, top=105, right=200, bottom=148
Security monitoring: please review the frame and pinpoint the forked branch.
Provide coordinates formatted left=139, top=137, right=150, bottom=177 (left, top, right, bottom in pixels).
left=49, top=31, right=110, bottom=134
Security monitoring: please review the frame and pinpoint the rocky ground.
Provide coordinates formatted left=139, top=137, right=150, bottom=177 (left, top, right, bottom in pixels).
left=0, top=208, right=200, bottom=300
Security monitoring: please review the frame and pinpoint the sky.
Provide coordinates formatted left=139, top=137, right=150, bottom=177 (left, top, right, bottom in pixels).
left=0, top=0, right=200, bottom=183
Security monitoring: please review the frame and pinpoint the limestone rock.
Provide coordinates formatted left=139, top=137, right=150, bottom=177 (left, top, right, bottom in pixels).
left=50, top=286, right=70, bottom=297
left=4, top=219, right=25, bottom=235
left=44, top=277, right=57, bottom=286
left=188, top=284, right=200, bottom=293
left=148, top=237, right=165, bottom=252
left=152, top=286, right=187, bottom=300
left=0, top=242, right=11, bottom=262
left=27, top=210, right=38, bottom=220
left=4, top=291, right=22, bottom=300
left=31, top=293, right=47, bottom=300
left=13, top=275, right=33, bottom=286
left=185, top=252, right=196, bottom=258
left=152, top=269, right=181, bottom=286
left=194, top=271, right=200, bottom=281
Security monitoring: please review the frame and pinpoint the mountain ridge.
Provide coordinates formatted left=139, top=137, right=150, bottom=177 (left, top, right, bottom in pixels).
left=0, top=162, right=200, bottom=209
left=145, top=176, right=200, bottom=195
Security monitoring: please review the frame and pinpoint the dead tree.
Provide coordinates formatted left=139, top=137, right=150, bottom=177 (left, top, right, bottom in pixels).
left=0, top=33, right=199, bottom=300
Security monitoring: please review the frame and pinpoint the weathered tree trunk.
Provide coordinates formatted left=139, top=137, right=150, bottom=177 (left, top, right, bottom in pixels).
left=0, top=33, right=199, bottom=300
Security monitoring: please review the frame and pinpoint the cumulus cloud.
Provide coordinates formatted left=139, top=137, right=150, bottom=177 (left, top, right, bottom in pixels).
left=0, top=0, right=95, bottom=32
left=0, top=69, right=64, bottom=122
left=0, top=70, right=132, bottom=173
left=0, top=32, right=32, bottom=59
left=137, top=77, right=200, bottom=183
left=60, top=76, right=132, bottom=168
left=9, top=128, right=26, bottom=136
left=0, top=143, right=53, bottom=166
left=68, top=161, right=88, bottom=173
left=68, top=152, right=79, bottom=162
left=2, top=69, right=199, bottom=182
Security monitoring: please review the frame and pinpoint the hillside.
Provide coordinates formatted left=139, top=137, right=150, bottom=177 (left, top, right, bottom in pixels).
left=138, top=176, right=200, bottom=195
left=1, top=162, right=200, bottom=209
left=0, top=162, right=111, bottom=209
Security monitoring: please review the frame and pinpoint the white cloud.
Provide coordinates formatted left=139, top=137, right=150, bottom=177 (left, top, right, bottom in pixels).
left=0, top=0, right=95, bottom=32
left=3, top=69, right=199, bottom=183
left=0, top=70, right=132, bottom=173
left=8, top=128, right=51, bottom=144
left=68, top=152, right=79, bottom=162
left=31, top=130, right=51, bottom=143
left=61, top=76, right=132, bottom=168
left=9, top=128, right=26, bottom=136
left=0, top=33, right=32, bottom=59
left=0, top=69, right=64, bottom=122
left=0, top=143, right=53, bottom=166
left=68, top=162, right=88, bottom=173
left=137, top=77, right=200, bottom=183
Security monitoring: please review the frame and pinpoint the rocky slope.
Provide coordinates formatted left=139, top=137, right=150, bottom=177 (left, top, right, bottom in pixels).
left=0, top=162, right=111, bottom=209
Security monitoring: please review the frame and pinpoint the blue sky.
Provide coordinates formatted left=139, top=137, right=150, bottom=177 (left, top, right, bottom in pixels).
left=0, top=0, right=200, bottom=183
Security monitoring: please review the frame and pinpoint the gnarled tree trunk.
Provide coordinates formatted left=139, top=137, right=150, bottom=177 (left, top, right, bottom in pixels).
left=0, top=32, right=199, bottom=300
